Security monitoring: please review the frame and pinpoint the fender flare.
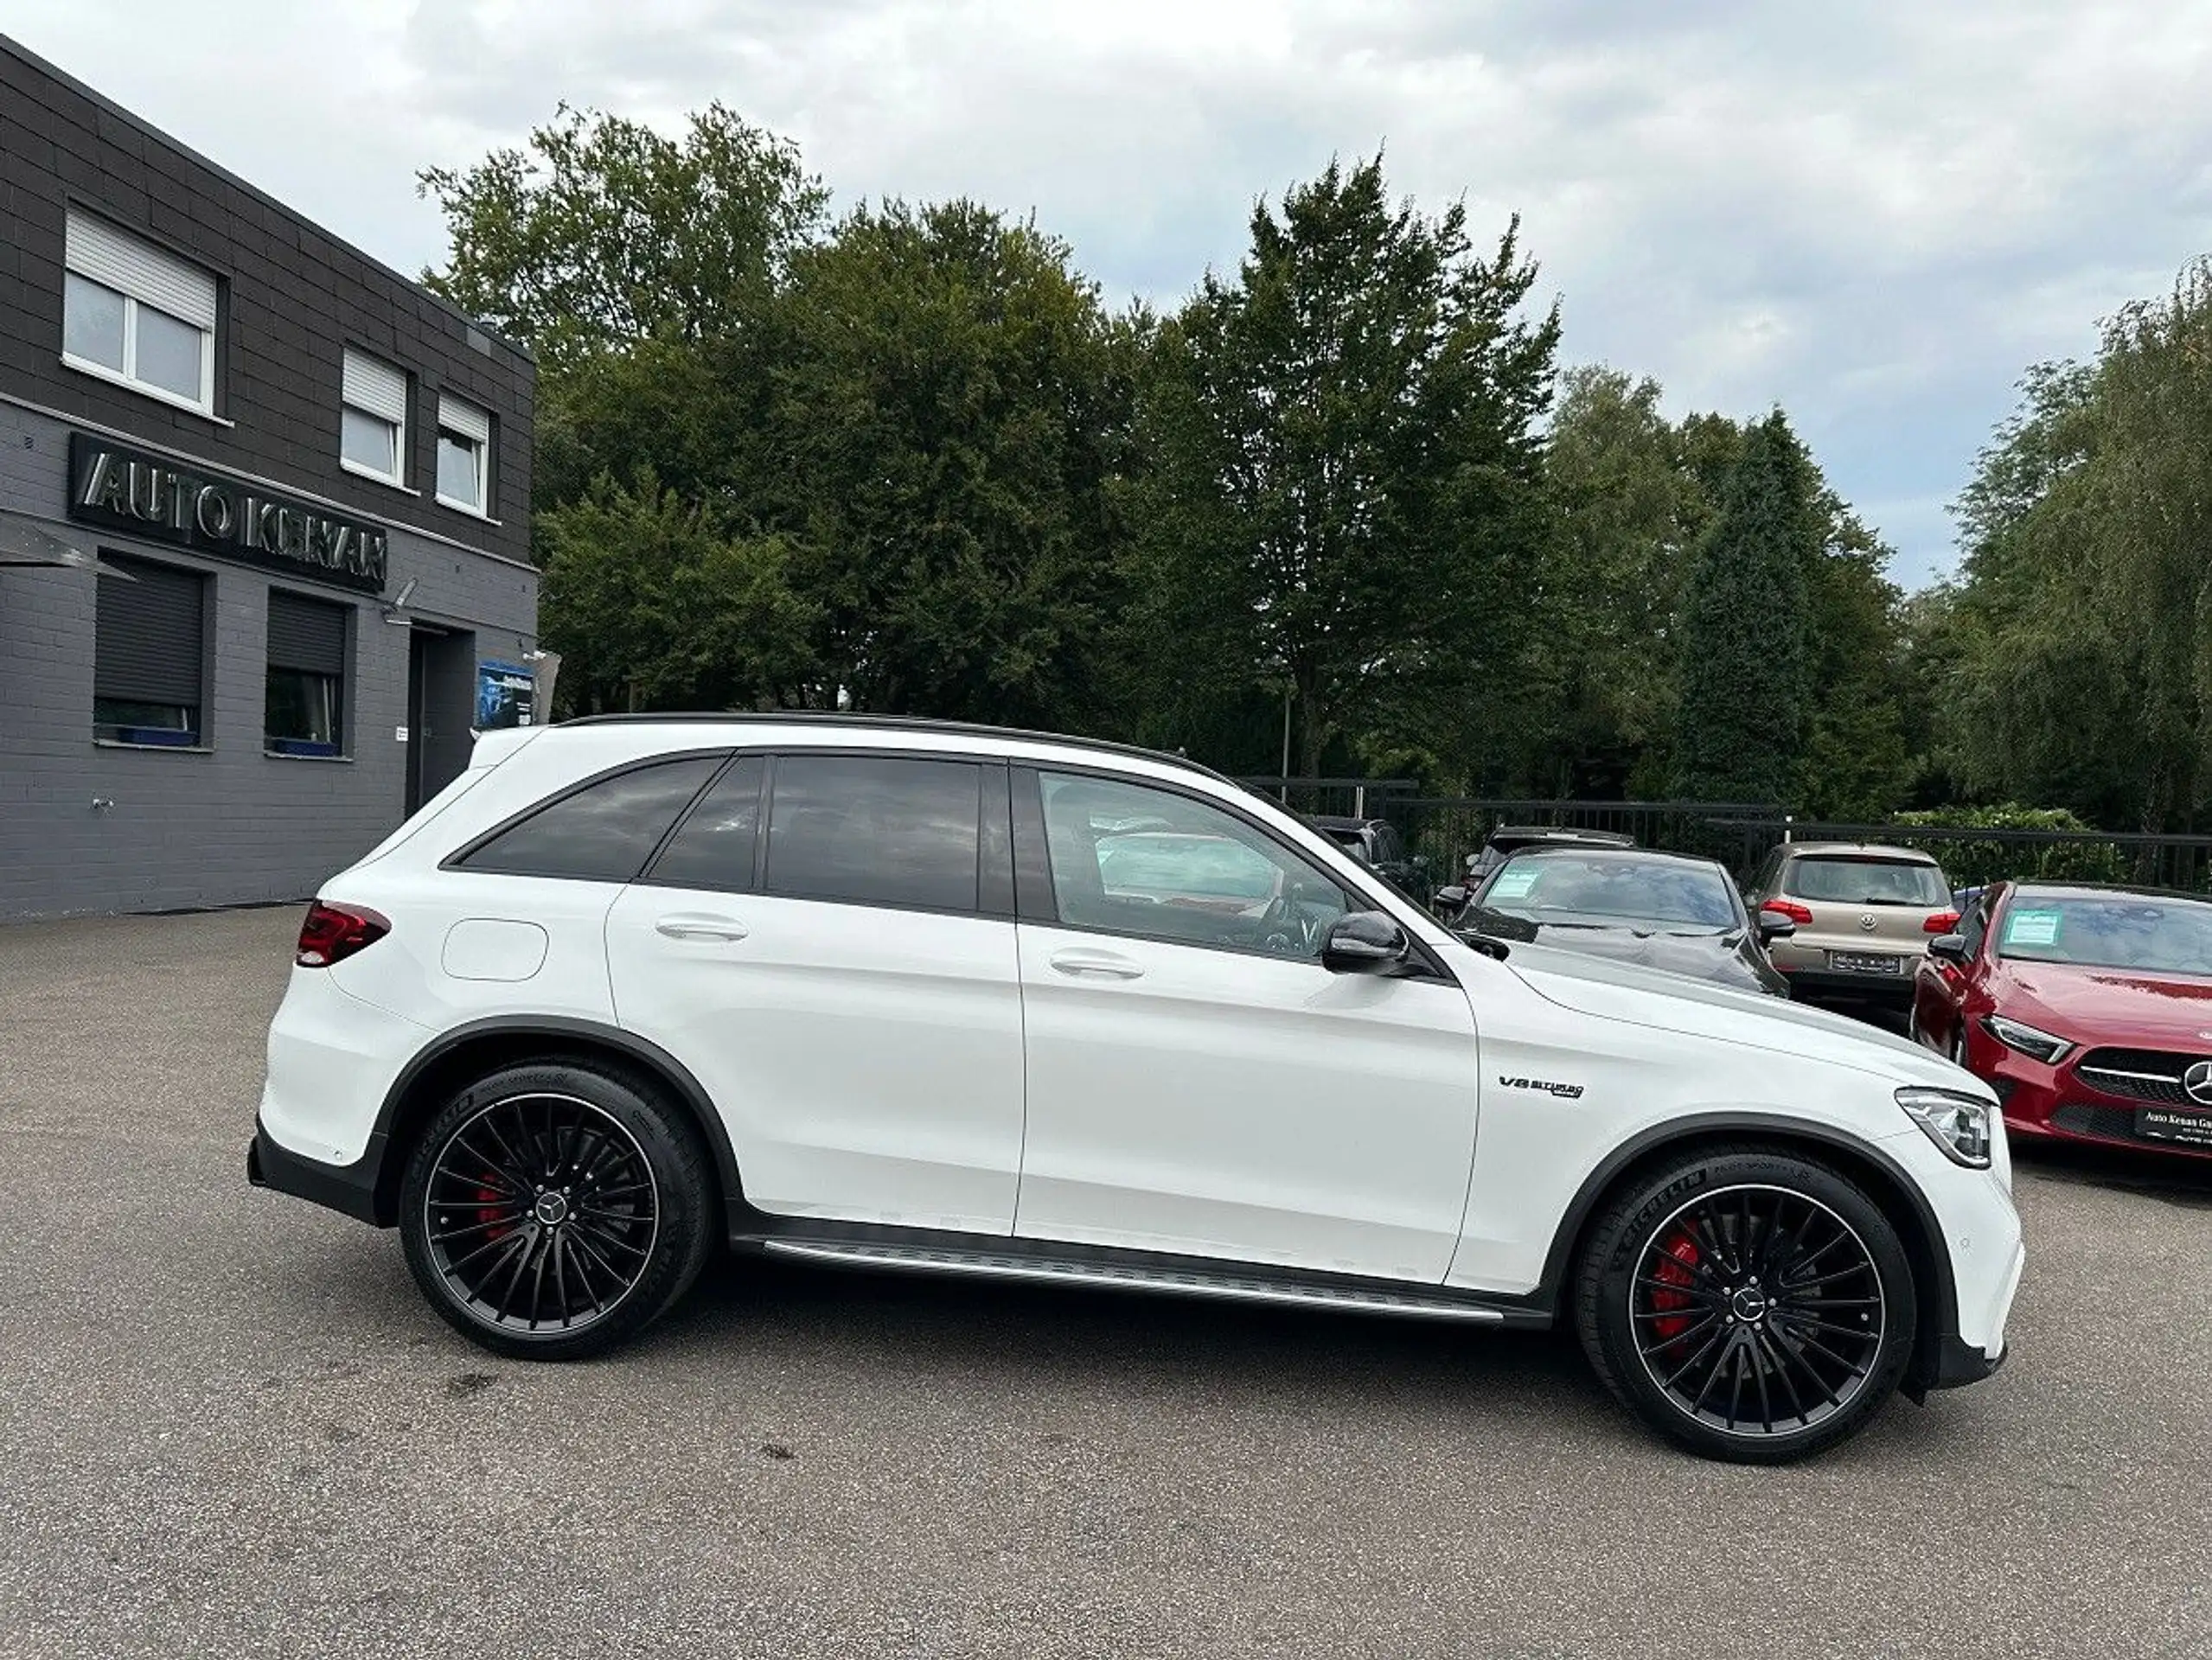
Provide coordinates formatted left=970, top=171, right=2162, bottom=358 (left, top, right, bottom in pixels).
left=371, top=1014, right=748, bottom=1231
left=1523, top=1111, right=1959, bottom=1364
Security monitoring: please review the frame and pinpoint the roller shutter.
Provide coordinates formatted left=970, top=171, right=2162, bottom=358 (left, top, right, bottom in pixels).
left=94, top=556, right=205, bottom=706
left=266, top=591, right=348, bottom=674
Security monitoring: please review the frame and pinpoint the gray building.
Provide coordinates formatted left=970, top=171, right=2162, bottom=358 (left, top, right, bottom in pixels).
left=0, top=35, right=540, bottom=921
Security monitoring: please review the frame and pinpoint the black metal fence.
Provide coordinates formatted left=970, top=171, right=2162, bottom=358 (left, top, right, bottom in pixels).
left=1237, top=778, right=2212, bottom=895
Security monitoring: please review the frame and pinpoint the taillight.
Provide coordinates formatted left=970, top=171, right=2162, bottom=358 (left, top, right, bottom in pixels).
left=1924, top=910, right=1961, bottom=934
left=1762, top=899, right=1813, bottom=926
left=296, top=900, right=389, bottom=967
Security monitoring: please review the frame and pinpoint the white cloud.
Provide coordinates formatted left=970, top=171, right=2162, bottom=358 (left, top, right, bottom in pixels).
left=10, top=0, right=2212, bottom=583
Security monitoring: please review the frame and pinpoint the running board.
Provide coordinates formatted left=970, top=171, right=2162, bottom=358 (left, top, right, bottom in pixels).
left=756, top=1236, right=1515, bottom=1324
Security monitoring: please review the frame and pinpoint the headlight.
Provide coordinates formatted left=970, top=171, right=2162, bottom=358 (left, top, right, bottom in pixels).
left=1979, top=1013, right=2074, bottom=1065
left=1897, top=1088, right=1994, bottom=1169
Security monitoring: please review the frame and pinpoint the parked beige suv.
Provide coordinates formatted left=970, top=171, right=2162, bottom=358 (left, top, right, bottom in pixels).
left=1744, top=842, right=1956, bottom=1012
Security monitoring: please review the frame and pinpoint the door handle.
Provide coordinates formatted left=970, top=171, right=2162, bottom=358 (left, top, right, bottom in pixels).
left=655, top=916, right=750, bottom=943
left=1049, top=948, right=1144, bottom=980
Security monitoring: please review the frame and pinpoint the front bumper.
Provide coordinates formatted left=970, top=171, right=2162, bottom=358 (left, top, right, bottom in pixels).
left=1971, top=1031, right=2212, bottom=1162
left=248, top=1117, right=387, bottom=1225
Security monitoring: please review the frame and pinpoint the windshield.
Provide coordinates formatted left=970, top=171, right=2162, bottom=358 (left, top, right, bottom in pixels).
left=1787, top=856, right=1948, bottom=907
left=1096, top=833, right=1279, bottom=902
left=1480, top=852, right=1739, bottom=930
left=1996, top=894, right=2212, bottom=977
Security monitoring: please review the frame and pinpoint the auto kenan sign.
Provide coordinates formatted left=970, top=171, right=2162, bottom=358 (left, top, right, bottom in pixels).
left=67, top=433, right=388, bottom=594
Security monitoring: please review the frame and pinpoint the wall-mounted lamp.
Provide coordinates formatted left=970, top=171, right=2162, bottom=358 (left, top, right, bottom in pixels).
left=380, top=576, right=420, bottom=627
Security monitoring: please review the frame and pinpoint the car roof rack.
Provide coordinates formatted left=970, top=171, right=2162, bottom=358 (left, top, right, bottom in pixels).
left=554, top=711, right=1240, bottom=789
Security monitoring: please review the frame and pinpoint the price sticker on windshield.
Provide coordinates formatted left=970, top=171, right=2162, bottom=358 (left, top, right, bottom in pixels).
left=1490, top=869, right=1540, bottom=900
left=2003, top=909, right=2062, bottom=948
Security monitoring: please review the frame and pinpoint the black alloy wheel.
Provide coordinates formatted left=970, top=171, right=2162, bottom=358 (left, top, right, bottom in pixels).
left=1630, top=1185, right=1883, bottom=1438
left=424, top=1092, right=658, bottom=1333
left=399, top=1062, right=716, bottom=1359
left=1576, top=1148, right=1916, bottom=1463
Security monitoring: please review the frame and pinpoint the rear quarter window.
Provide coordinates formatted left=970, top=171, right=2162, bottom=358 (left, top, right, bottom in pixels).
left=454, top=756, right=726, bottom=881
left=1785, top=856, right=1948, bottom=907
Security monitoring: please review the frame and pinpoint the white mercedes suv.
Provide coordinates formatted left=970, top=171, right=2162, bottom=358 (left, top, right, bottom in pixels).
left=251, top=716, right=2023, bottom=1462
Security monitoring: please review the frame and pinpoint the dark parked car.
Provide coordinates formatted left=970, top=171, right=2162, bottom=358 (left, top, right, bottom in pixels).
left=1308, top=815, right=1431, bottom=901
left=1452, top=845, right=1793, bottom=997
left=1433, top=825, right=1637, bottom=920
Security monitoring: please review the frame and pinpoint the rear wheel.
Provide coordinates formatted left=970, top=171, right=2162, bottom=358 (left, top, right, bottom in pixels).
left=1576, top=1146, right=1916, bottom=1463
left=399, top=1061, right=716, bottom=1359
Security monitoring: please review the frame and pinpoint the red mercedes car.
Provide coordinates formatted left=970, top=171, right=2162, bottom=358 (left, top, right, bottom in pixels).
left=1910, top=880, right=2212, bottom=1159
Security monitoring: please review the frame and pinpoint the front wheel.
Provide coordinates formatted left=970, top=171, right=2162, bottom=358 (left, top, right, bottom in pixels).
left=398, top=1061, right=716, bottom=1359
left=1575, top=1147, right=1917, bottom=1463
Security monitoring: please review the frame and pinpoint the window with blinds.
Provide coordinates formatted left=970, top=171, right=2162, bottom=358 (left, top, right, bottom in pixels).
left=63, top=210, right=219, bottom=415
left=341, top=348, right=409, bottom=484
left=265, top=591, right=350, bottom=757
left=435, top=394, right=492, bottom=514
left=94, top=554, right=208, bottom=747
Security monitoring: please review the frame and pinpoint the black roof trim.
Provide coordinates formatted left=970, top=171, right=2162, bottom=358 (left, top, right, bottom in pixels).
left=555, top=712, right=1238, bottom=788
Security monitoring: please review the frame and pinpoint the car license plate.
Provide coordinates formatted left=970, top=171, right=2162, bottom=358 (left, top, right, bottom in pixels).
left=2137, top=1108, right=2212, bottom=1149
left=1829, top=952, right=1902, bottom=975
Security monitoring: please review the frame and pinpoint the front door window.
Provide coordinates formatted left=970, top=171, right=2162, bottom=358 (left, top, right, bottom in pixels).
left=1035, top=771, right=1351, bottom=959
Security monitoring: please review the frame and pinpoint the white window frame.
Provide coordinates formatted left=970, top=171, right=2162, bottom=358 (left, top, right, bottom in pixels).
left=62, top=210, right=220, bottom=418
left=434, top=394, right=493, bottom=516
left=340, top=348, right=411, bottom=488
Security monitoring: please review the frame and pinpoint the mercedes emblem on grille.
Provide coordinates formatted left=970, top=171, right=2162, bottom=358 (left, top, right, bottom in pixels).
left=1858, top=913, right=1877, bottom=931
left=2185, top=1061, right=2212, bottom=1107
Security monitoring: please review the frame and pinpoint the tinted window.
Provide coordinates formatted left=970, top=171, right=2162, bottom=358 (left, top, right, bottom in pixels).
left=648, top=756, right=764, bottom=891
left=764, top=755, right=981, bottom=912
left=460, top=757, right=722, bottom=880
left=1786, top=856, right=1949, bottom=907
left=1038, top=771, right=1350, bottom=958
left=1959, top=894, right=1991, bottom=958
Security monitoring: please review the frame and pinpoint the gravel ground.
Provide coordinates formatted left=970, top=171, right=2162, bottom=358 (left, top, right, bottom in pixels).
left=2, top=906, right=2209, bottom=1659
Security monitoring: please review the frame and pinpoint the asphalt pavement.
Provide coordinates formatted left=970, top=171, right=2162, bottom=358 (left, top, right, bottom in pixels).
left=3, top=907, right=2209, bottom=1659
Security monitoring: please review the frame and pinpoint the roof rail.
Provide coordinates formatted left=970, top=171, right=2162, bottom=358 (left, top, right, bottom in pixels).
left=553, top=711, right=1238, bottom=788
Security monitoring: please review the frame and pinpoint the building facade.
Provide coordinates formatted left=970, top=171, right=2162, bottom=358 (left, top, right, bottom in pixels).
left=0, top=35, right=540, bottom=921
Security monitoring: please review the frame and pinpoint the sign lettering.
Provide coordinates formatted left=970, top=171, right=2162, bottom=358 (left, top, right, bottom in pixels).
left=67, top=433, right=387, bottom=595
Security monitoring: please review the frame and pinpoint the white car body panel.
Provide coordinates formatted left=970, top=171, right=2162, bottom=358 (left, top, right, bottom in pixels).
left=1011, top=921, right=1479, bottom=1280
left=256, top=715, right=2024, bottom=1384
left=604, top=887, right=1026, bottom=1234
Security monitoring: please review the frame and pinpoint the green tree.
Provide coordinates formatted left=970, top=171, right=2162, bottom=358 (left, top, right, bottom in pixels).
left=756, top=199, right=1138, bottom=724
left=1673, top=413, right=1814, bottom=803
left=1937, top=263, right=2212, bottom=832
left=1125, top=154, right=1559, bottom=778
left=419, top=104, right=827, bottom=377
left=1525, top=366, right=1711, bottom=795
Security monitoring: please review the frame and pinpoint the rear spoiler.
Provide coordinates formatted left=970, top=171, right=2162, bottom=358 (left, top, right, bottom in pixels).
left=470, top=724, right=547, bottom=768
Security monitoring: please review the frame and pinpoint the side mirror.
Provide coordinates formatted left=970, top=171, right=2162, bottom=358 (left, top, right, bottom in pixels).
left=1431, top=884, right=1471, bottom=918
left=1755, top=913, right=1796, bottom=942
left=1928, top=933, right=1971, bottom=966
left=1322, top=910, right=1408, bottom=974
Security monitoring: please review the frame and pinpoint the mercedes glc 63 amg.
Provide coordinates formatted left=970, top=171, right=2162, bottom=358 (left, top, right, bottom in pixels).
left=251, top=716, right=2022, bottom=1463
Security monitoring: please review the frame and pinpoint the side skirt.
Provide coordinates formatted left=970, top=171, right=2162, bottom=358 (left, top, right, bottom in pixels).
left=734, top=1228, right=1551, bottom=1330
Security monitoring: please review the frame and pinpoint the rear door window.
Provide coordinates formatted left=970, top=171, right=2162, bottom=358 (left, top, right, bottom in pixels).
left=764, top=754, right=982, bottom=913
left=1785, top=857, right=1949, bottom=907
left=456, top=756, right=725, bottom=881
left=645, top=755, right=766, bottom=891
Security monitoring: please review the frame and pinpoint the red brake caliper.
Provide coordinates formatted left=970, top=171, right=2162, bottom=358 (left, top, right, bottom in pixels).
left=1650, top=1231, right=1701, bottom=1342
left=476, top=1184, right=512, bottom=1242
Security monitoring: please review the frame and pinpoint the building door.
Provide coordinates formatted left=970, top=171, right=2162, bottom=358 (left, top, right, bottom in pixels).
left=405, top=625, right=476, bottom=815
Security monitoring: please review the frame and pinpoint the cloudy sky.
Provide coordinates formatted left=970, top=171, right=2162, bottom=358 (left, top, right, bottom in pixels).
left=12, top=1, right=2211, bottom=585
